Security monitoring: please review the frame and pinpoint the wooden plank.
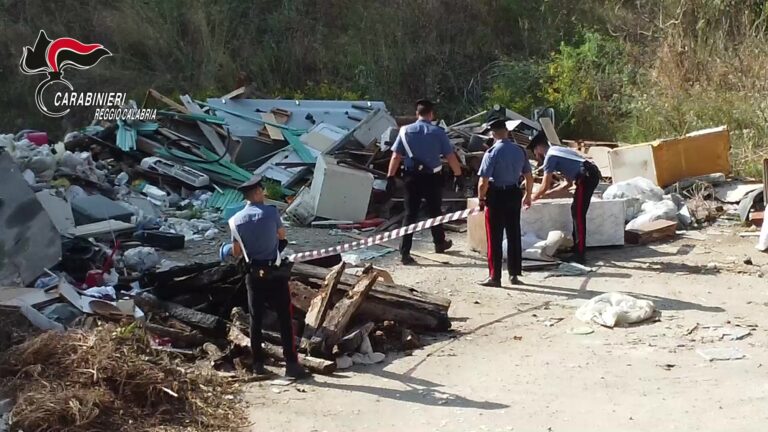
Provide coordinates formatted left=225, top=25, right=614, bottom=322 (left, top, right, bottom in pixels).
left=293, top=263, right=451, bottom=311
left=180, top=94, right=231, bottom=161
left=227, top=316, right=336, bottom=374
left=301, top=262, right=346, bottom=350
left=313, top=267, right=379, bottom=355
left=261, top=113, right=284, bottom=141
left=67, top=220, right=136, bottom=237
left=148, top=88, right=187, bottom=112
left=625, top=220, right=678, bottom=245
left=0, top=288, right=58, bottom=308
left=221, top=86, right=246, bottom=100
left=289, top=280, right=318, bottom=312
left=271, top=108, right=291, bottom=124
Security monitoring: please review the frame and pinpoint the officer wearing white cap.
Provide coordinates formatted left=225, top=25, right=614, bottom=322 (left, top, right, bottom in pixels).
left=220, top=175, right=309, bottom=379
left=386, top=99, right=464, bottom=265
left=476, top=117, right=533, bottom=287
left=529, top=133, right=601, bottom=264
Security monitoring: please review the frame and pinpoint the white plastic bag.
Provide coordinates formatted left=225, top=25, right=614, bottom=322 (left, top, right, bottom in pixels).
left=123, top=247, right=160, bottom=272
left=625, top=199, right=678, bottom=230
left=603, top=177, right=664, bottom=202
left=575, top=292, right=655, bottom=327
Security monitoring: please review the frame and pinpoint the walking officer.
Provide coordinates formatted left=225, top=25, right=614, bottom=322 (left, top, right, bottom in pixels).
left=386, top=99, right=464, bottom=265
left=476, top=118, right=533, bottom=287
left=220, top=175, right=309, bottom=379
left=529, top=133, right=601, bottom=264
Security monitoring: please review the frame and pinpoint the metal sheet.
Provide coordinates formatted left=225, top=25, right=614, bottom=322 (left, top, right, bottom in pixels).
left=206, top=99, right=388, bottom=138
left=0, top=152, right=62, bottom=285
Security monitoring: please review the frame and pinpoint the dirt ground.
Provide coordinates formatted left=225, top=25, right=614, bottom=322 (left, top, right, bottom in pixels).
left=245, top=224, right=768, bottom=432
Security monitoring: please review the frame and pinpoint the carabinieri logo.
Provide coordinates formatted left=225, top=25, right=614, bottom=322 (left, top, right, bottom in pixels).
left=19, top=30, right=112, bottom=117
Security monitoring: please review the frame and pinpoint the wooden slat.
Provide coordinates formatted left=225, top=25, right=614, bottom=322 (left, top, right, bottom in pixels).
left=313, top=267, right=378, bottom=355
left=180, top=94, right=231, bottom=161
left=261, top=113, right=284, bottom=141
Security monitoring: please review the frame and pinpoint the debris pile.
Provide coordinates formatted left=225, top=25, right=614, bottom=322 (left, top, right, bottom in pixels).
left=0, top=325, right=245, bottom=432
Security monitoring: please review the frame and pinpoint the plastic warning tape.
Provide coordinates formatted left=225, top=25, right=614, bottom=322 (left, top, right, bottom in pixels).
left=288, top=207, right=483, bottom=263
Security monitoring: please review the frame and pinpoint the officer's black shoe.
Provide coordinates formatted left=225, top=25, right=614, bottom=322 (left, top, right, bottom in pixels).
left=510, top=276, right=523, bottom=285
left=285, top=362, right=311, bottom=380
left=401, top=255, right=417, bottom=266
left=435, top=239, right=453, bottom=253
left=477, top=277, right=501, bottom=287
left=252, top=362, right=268, bottom=376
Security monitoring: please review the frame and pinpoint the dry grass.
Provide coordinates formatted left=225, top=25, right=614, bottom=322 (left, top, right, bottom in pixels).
left=0, top=324, right=245, bottom=432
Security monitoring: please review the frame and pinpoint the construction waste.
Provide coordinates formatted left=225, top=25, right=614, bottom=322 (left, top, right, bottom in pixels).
left=0, top=84, right=766, bottom=429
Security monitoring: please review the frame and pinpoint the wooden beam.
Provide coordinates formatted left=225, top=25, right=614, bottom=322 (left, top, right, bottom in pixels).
left=227, top=319, right=335, bottom=374
left=180, top=94, right=231, bottom=161
left=293, top=263, right=451, bottom=331
left=289, top=280, right=318, bottom=312
left=301, top=262, right=345, bottom=350
left=313, top=266, right=379, bottom=355
left=148, top=88, right=187, bottom=112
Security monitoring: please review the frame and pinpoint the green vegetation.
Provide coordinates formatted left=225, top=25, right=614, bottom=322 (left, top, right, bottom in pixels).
left=2, top=0, right=767, bottom=173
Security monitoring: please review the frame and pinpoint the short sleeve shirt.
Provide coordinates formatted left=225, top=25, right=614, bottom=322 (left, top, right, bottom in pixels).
left=228, top=203, right=283, bottom=261
left=391, top=119, right=453, bottom=171
left=542, top=147, right=585, bottom=181
left=477, top=139, right=532, bottom=187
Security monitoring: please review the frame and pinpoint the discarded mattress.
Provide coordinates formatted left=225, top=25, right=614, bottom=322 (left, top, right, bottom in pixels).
left=575, top=292, right=655, bottom=328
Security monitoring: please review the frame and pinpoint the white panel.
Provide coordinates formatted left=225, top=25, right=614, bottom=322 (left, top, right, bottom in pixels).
left=608, top=144, right=657, bottom=185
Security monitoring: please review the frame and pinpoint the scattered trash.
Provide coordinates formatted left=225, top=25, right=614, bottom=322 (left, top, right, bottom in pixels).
left=542, top=262, right=595, bottom=278
left=123, top=247, right=161, bottom=272
left=568, top=326, right=595, bottom=335
left=575, top=292, right=655, bottom=328
left=657, top=363, right=676, bottom=371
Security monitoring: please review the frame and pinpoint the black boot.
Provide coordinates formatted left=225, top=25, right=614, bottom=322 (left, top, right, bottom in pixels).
left=285, top=362, right=311, bottom=380
left=435, top=239, right=453, bottom=253
left=401, top=255, right=417, bottom=265
left=252, top=362, right=268, bottom=376
left=477, top=277, right=501, bottom=287
left=510, top=276, right=523, bottom=286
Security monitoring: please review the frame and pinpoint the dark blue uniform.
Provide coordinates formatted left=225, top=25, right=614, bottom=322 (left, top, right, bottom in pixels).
left=542, top=146, right=601, bottom=261
left=392, top=119, right=454, bottom=257
left=229, top=202, right=297, bottom=367
left=478, top=139, right=531, bottom=281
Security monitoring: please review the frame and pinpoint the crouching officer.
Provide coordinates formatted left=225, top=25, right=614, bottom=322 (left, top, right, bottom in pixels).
left=386, top=99, right=464, bottom=265
left=477, top=118, right=533, bottom=287
left=220, top=175, right=309, bottom=379
left=529, top=133, right=601, bottom=264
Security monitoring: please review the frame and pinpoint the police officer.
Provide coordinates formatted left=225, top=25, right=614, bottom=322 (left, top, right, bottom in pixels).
left=386, top=99, right=463, bottom=265
left=476, top=118, right=533, bottom=287
left=220, top=175, right=309, bottom=379
left=529, top=133, right=601, bottom=264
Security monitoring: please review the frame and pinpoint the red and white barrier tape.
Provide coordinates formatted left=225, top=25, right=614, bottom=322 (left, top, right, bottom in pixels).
left=289, top=207, right=483, bottom=263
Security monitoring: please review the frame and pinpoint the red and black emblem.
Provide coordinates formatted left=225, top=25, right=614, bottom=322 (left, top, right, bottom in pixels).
left=19, top=30, right=112, bottom=117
